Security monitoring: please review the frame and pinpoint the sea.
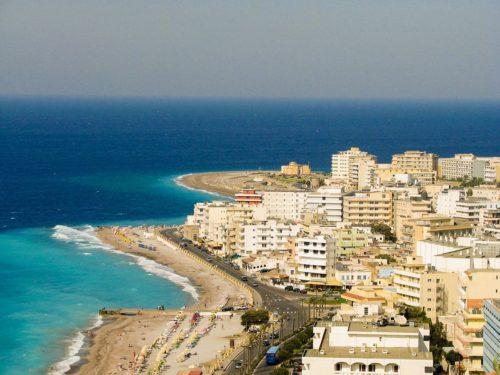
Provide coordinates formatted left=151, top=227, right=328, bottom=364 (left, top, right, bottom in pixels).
left=0, top=97, right=499, bottom=374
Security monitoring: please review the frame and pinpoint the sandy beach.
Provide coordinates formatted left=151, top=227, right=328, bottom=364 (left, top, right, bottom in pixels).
left=71, top=226, right=250, bottom=375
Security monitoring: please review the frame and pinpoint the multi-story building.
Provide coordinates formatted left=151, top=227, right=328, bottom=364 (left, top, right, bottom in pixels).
left=335, top=262, right=372, bottom=290
left=438, top=154, right=488, bottom=180
left=296, top=235, right=336, bottom=284
left=260, top=190, right=308, bottom=221
left=234, top=188, right=262, bottom=205
left=331, top=147, right=377, bottom=189
left=483, top=299, right=500, bottom=374
left=302, top=321, right=433, bottom=375
left=454, top=269, right=500, bottom=374
left=391, top=150, right=438, bottom=172
left=455, top=199, right=496, bottom=223
left=281, top=161, right=311, bottom=176
left=305, top=186, right=343, bottom=223
left=393, top=198, right=432, bottom=242
left=435, top=188, right=466, bottom=216
left=392, top=256, right=459, bottom=322
left=376, top=164, right=437, bottom=186
left=472, top=186, right=500, bottom=201
left=343, top=191, right=393, bottom=226
left=332, top=228, right=369, bottom=257
left=236, top=219, right=301, bottom=256
left=401, top=215, right=473, bottom=250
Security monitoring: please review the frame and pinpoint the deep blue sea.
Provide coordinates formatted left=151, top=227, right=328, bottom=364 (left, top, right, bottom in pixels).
left=0, top=97, right=499, bottom=374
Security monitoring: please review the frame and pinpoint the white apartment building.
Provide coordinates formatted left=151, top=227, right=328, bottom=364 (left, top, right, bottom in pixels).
left=439, top=154, right=487, bottom=180
left=260, top=190, right=308, bottom=221
left=417, top=239, right=500, bottom=274
left=331, top=147, right=377, bottom=188
left=192, top=201, right=229, bottom=247
left=391, top=150, right=438, bottom=172
left=435, top=188, right=465, bottom=216
left=296, top=235, right=336, bottom=283
left=455, top=199, right=497, bottom=223
left=302, top=321, right=433, bottom=375
left=305, top=186, right=343, bottom=223
left=236, top=219, right=301, bottom=256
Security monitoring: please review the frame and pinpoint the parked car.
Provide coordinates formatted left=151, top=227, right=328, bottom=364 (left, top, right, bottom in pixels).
left=206, top=257, right=213, bottom=262
left=284, top=285, right=294, bottom=291
left=234, top=360, right=243, bottom=369
left=263, top=339, right=270, bottom=346
left=233, top=265, right=240, bottom=270
left=300, top=289, right=308, bottom=294
left=252, top=282, right=258, bottom=287
left=293, top=288, right=301, bottom=293
left=221, top=306, right=234, bottom=312
left=241, top=276, right=248, bottom=281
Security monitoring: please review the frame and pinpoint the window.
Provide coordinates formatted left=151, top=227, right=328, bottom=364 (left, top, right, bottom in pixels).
left=358, top=364, right=366, bottom=372
left=335, top=363, right=342, bottom=371
left=368, top=364, right=376, bottom=372
left=364, top=307, right=369, bottom=315
left=394, top=365, right=399, bottom=372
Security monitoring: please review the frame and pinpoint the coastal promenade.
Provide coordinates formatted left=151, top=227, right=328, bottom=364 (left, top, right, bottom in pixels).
left=160, top=228, right=310, bottom=375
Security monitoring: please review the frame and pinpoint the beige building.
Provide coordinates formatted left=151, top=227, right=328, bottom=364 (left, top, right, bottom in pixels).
left=375, top=164, right=436, bottom=186
left=400, top=215, right=474, bottom=250
left=392, top=256, right=459, bottom=322
left=453, top=269, right=500, bottom=374
left=331, top=147, right=377, bottom=189
left=280, top=161, right=311, bottom=176
left=391, top=150, right=438, bottom=171
left=343, top=191, right=393, bottom=226
left=393, top=198, right=432, bottom=242
left=471, top=185, right=500, bottom=201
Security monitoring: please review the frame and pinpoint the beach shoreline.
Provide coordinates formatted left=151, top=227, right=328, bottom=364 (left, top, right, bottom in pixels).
left=66, top=225, right=249, bottom=375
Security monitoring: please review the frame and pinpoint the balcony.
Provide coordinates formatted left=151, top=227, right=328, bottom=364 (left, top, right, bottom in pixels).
left=393, top=277, right=421, bottom=289
left=396, top=287, right=420, bottom=299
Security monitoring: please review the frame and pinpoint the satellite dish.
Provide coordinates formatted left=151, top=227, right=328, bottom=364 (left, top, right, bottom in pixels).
left=394, top=315, right=407, bottom=325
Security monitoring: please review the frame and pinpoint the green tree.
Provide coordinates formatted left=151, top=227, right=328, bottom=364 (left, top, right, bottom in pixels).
left=270, top=367, right=289, bottom=375
left=240, top=309, right=270, bottom=329
left=445, top=350, right=463, bottom=365
left=370, top=223, right=397, bottom=242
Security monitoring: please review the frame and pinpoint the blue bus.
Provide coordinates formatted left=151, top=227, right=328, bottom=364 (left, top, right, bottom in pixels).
left=265, top=346, right=280, bottom=365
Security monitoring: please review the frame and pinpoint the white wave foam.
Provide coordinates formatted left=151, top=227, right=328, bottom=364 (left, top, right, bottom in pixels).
left=173, top=174, right=225, bottom=198
left=48, top=315, right=103, bottom=375
left=51, top=225, right=199, bottom=300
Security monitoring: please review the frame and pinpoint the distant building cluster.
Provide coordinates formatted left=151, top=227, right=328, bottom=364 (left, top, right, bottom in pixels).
left=183, top=147, right=500, bottom=375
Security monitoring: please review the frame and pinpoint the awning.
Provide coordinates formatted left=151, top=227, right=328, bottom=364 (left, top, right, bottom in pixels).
left=305, top=279, right=342, bottom=287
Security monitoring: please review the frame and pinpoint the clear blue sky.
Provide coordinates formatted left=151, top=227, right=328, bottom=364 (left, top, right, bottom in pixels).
left=1, top=0, right=499, bottom=99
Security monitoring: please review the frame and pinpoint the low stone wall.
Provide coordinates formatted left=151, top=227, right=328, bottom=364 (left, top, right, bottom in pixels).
left=155, top=230, right=257, bottom=307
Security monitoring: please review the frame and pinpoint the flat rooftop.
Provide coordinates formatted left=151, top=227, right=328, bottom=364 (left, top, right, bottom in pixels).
left=305, top=327, right=432, bottom=360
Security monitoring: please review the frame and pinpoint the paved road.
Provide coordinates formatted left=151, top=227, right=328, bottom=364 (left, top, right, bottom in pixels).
left=160, top=228, right=311, bottom=375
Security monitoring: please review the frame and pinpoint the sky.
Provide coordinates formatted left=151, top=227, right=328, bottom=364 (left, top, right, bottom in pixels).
left=1, top=0, right=500, bottom=99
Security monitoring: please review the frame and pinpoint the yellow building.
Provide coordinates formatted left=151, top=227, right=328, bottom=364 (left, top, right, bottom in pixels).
left=280, top=161, right=311, bottom=176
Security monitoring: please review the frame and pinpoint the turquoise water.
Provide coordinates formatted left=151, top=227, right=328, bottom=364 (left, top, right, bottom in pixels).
left=0, top=173, right=221, bottom=375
